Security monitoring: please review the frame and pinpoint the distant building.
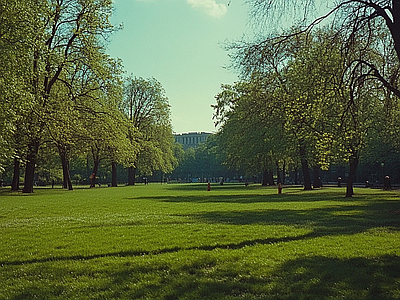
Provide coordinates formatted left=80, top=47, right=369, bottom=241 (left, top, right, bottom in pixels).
left=174, top=132, right=212, bottom=150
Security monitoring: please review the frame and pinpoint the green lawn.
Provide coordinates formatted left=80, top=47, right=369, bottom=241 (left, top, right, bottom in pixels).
left=0, top=183, right=399, bottom=299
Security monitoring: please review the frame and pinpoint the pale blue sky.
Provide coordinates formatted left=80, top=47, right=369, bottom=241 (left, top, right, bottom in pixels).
left=107, top=0, right=250, bottom=133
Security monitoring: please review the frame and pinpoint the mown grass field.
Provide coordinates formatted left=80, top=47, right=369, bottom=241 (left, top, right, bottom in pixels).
left=0, top=183, right=399, bottom=299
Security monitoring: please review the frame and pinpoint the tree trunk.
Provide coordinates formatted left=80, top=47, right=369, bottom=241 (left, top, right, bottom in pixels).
left=313, top=165, right=321, bottom=188
left=282, top=161, right=286, bottom=184
left=299, top=144, right=312, bottom=190
left=111, top=162, right=117, bottom=187
left=128, top=166, right=136, bottom=185
left=59, top=148, right=73, bottom=190
left=346, top=156, right=359, bottom=198
left=11, top=158, right=20, bottom=191
left=66, top=158, right=73, bottom=190
left=22, top=140, right=39, bottom=193
left=276, top=162, right=282, bottom=184
left=262, top=169, right=268, bottom=186
left=90, top=147, right=100, bottom=187
left=91, top=160, right=100, bottom=187
left=61, top=151, right=67, bottom=189
left=268, top=171, right=275, bottom=185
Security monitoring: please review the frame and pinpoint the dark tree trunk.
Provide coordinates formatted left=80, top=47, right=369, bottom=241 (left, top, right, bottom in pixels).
left=282, top=161, right=286, bottom=184
left=262, top=169, right=268, bottom=186
left=276, top=162, right=282, bottom=184
left=111, top=162, right=117, bottom=187
left=11, top=158, right=20, bottom=191
left=346, top=156, right=359, bottom=198
left=268, top=171, right=275, bottom=185
left=313, top=165, right=321, bottom=188
left=59, top=148, right=73, bottom=190
left=91, top=160, right=100, bottom=187
left=22, top=140, right=39, bottom=193
left=61, top=151, right=67, bottom=189
left=299, top=144, right=312, bottom=190
left=66, top=158, right=73, bottom=190
left=128, top=166, right=136, bottom=185
left=295, top=169, right=298, bottom=185
left=90, top=147, right=100, bottom=188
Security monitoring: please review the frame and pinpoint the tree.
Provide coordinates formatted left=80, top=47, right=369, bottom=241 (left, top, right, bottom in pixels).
left=122, top=76, right=176, bottom=184
left=221, top=29, right=350, bottom=190
left=229, top=0, right=398, bottom=195
left=0, top=1, right=38, bottom=179
left=246, top=0, right=400, bottom=98
left=213, top=77, right=290, bottom=185
left=17, top=0, right=116, bottom=193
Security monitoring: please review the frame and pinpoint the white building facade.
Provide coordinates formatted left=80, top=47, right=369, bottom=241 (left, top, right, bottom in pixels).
left=174, top=132, right=212, bottom=150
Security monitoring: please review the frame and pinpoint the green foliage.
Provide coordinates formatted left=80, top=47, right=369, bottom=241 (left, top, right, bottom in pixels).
left=0, top=0, right=144, bottom=189
left=122, top=76, right=176, bottom=176
left=0, top=185, right=399, bottom=299
left=217, top=24, right=400, bottom=193
left=171, top=136, right=234, bottom=181
left=0, top=0, right=39, bottom=170
left=214, top=78, right=288, bottom=174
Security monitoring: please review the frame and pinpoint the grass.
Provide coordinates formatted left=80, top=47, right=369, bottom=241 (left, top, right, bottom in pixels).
left=0, top=183, right=399, bottom=299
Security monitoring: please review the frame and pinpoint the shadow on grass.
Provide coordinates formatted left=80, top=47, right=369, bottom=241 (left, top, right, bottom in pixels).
left=166, top=183, right=263, bottom=191
left=0, top=233, right=310, bottom=267
left=108, top=255, right=400, bottom=300
left=2, top=198, right=399, bottom=267
left=5, top=254, right=400, bottom=299
left=188, top=200, right=400, bottom=237
left=126, top=189, right=351, bottom=204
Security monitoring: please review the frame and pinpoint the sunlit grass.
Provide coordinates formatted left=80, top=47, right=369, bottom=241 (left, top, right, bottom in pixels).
left=0, top=184, right=399, bottom=299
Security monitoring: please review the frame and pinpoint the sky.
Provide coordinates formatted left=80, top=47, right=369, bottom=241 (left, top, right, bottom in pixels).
left=107, top=0, right=251, bottom=134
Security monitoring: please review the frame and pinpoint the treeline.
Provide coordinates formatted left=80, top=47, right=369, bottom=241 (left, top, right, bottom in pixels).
left=212, top=1, right=400, bottom=197
left=0, top=0, right=176, bottom=192
left=2, top=1, right=400, bottom=195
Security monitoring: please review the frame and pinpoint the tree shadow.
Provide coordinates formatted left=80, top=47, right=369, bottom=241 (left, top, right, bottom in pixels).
left=6, top=254, right=400, bottom=299
left=165, top=183, right=262, bottom=191
left=126, top=189, right=350, bottom=204
left=188, top=200, right=400, bottom=237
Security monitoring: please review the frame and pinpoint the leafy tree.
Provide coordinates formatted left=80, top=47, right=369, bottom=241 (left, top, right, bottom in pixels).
left=213, top=79, right=288, bottom=186
left=246, top=0, right=400, bottom=98
left=16, top=0, right=116, bottom=193
left=0, top=1, right=38, bottom=179
left=228, top=3, right=396, bottom=195
left=170, top=136, right=234, bottom=182
left=218, top=29, right=350, bottom=189
left=122, top=76, right=176, bottom=184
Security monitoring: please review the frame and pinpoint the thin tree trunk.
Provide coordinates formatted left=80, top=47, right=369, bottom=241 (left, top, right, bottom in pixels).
left=11, top=158, right=20, bottom=191
left=262, top=169, right=268, bottom=186
left=128, top=166, right=136, bottom=185
left=276, top=162, right=282, bottom=184
left=91, top=147, right=100, bottom=187
left=66, top=158, right=73, bottom=190
left=299, top=144, right=312, bottom=190
left=61, top=150, right=67, bottom=189
left=22, top=140, right=39, bottom=193
left=313, top=165, right=321, bottom=188
left=91, top=160, right=99, bottom=187
left=59, top=148, right=73, bottom=190
left=346, top=156, right=359, bottom=198
left=282, top=161, right=286, bottom=184
left=268, top=171, right=275, bottom=186
left=111, top=162, right=117, bottom=187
